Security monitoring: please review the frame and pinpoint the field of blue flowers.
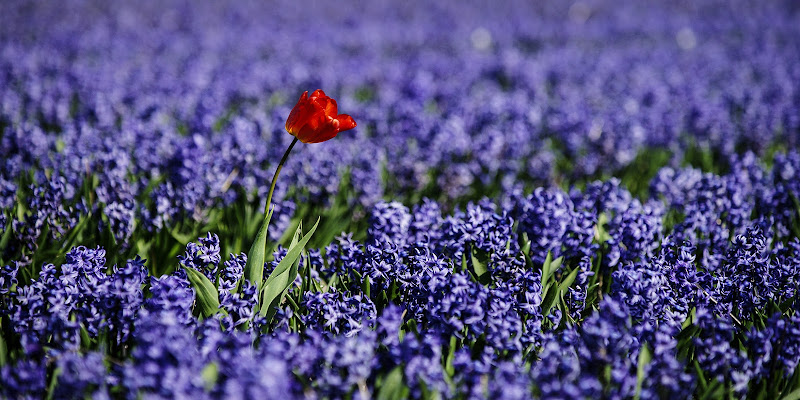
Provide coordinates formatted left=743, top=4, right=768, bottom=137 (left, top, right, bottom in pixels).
left=2, top=0, right=800, bottom=398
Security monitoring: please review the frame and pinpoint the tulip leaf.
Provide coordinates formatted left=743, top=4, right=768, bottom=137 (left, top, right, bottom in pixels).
left=280, top=225, right=303, bottom=317
left=260, top=217, right=319, bottom=319
left=182, top=266, right=221, bottom=318
left=244, top=207, right=273, bottom=292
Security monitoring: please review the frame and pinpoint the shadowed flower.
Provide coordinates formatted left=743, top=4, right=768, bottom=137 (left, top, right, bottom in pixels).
left=285, top=90, right=356, bottom=143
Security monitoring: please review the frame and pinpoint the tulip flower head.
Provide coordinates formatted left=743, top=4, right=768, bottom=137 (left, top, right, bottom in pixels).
left=285, top=89, right=356, bottom=143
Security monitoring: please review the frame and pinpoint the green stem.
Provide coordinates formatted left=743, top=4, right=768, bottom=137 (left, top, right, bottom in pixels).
left=264, top=137, right=299, bottom=216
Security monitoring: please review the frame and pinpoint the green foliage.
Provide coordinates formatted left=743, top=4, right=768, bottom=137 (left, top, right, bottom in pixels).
left=376, top=366, right=409, bottom=400
left=541, top=260, right=577, bottom=322
left=618, top=147, right=672, bottom=199
left=0, top=326, right=7, bottom=367
left=635, top=343, right=653, bottom=400
left=681, top=136, right=729, bottom=175
left=260, top=218, right=319, bottom=320
left=244, top=207, right=273, bottom=292
left=201, top=362, right=220, bottom=391
left=182, top=265, right=222, bottom=318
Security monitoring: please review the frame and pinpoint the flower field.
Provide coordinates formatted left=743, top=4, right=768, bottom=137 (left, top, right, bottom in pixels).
left=2, top=0, right=800, bottom=398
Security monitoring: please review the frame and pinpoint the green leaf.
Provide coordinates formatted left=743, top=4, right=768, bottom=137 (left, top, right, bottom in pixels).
left=59, top=213, right=91, bottom=252
left=681, top=307, right=697, bottom=330
left=698, top=379, right=724, bottom=400
left=405, top=318, right=420, bottom=337
left=46, top=367, right=61, bottom=400
left=556, top=265, right=578, bottom=293
left=541, top=252, right=559, bottom=299
left=182, top=266, right=221, bottom=318
left=445, top=336, right=457, bottom=377
left=634, top=343, right=653, bottom=400
left=693, top=360, right=708, bottom=391
left=327, top=274, right=339, bottom=292
left=280, top=253, right=303, bottom=322
left=542, top=264, right=579, bottom=317
left=419, top=378, right=442, bottom=400
left=542, top=252, right=553, bottom=283
left=521, top=235, right=531, bottom=259
left=260, top=217, right=320, bottom=318
left=783, top=388, right=800, bottom=400
left=0, top=328, right=7, bottom=367
left=201, top=362, right=219, bottom=391
left=362, top=274, right=371, bottom=299
left=470, top=248, right=490, bottom=285
left=244, top=207, right=274, bottom=292
left=79, top=323, right=92, bottom=349
left=298, top=252, right=311, bottom=303
left=168, top=227, right=195, bottom=245
left=266, top=220, right=302, bottom=314
left=100, top=212, right=120, bottom=247
left=376, top=366, right=408, bottom=400
left=549, top=256, right=563, bottom=276
left=785, top=365, right=800, bottom=395
left=0, top=217, right=13, bottom=258
left=594, top=212, right=612, bottom=243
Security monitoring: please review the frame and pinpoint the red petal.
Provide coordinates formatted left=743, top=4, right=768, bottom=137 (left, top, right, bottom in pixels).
left=335, top=114, right=356, bottom=132
left=310, top=90, right=337, bottom=117
left=323, top=97, right=338, bottom=116
left=290, top=108, right=327, bottom=142
left=285, top=103, right=312, bottom=133
left=285, top=91, right=313, bottom=133
left=310, top=89, right=326, bottom=99
left=304, top=119, right=340, bottom=143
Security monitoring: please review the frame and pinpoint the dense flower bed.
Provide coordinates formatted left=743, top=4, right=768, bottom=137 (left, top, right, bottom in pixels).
left=2, top=0, right=800, bottom=398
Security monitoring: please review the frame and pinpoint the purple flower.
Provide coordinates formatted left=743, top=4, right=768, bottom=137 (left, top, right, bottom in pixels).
left=368, top=201, right=412, bottom=249
left=122, top=310, right=206, bottom=398
left=219, top=281, right=258, bottom=332
left=0, top=359, right=47, bottom=399
left=693, top=307, right=754, bottom=393
left=178, top=233, right=222, bottom=282
left=301, top=290, right=377, bottom=337
left=55, top=351, right=109, bottom=398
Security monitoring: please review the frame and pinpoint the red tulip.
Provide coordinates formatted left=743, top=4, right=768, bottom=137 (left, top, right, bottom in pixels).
left=285, top=89, right=356, bottom=143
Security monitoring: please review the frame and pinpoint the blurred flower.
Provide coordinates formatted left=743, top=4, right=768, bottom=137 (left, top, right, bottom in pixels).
left=285, top=90, right=356, bottom=143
